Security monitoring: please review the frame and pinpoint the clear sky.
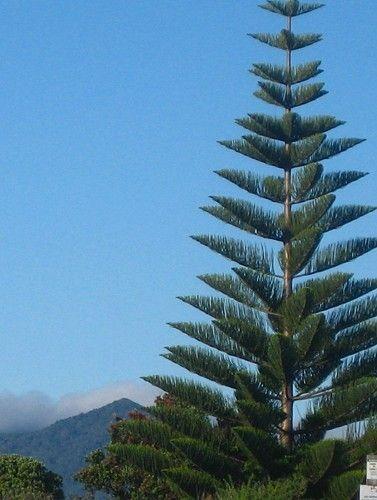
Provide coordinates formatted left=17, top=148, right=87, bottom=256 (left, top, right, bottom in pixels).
left=0, top=1, right=375, bottom=407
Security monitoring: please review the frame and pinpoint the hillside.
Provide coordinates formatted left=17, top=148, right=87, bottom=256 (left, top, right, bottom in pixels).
left=0, top=398, right=142, bottom=496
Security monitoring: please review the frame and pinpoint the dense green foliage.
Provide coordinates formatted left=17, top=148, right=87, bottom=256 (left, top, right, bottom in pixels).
left=218, top=421, right=377, bottom=499
left=88, top=0, right=376, bottom=497
left=75, top=396, right=179, bottom=499
left=0, top=398, right=141, bottom=497
left=0, top=454, right=63, bottom=499
left=78, top=417, right=377, bottom=499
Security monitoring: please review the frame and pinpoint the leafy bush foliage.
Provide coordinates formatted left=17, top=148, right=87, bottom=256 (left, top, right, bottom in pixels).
left=0, top=454, right=63, bottom=499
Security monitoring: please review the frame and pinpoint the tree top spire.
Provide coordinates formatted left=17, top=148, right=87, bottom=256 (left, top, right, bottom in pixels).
left=259, top=0, right=324, bottom=17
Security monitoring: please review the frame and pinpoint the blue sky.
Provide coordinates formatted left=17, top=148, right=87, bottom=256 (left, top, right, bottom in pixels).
left=0, top=1, right=375, bottom=405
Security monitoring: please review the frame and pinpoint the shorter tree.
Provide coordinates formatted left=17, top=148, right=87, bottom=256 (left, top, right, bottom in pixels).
left=0, top=454, right=63, bottom=499
left=75, top=396, right=177, bottom=499
left=78, top=416, right=377, bottom=499
left=74, top=448, right=129, bottom=499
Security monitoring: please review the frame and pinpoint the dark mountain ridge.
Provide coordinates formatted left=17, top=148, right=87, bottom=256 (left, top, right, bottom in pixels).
left=0, top=397, right=142, bottom=496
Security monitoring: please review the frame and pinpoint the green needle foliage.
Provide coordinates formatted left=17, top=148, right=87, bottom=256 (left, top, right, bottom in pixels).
left=75, top=401, right=178, bottom=499
left=112, top=1, right=377, bottom=497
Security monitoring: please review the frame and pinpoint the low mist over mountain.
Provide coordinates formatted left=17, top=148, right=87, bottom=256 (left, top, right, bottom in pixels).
left=0, top=398, right=142, bottom=496
left=0, top=380, right=159, bottom=433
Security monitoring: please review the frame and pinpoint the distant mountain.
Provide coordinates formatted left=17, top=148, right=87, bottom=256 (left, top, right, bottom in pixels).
left=0, top=398, right=143, bottom=497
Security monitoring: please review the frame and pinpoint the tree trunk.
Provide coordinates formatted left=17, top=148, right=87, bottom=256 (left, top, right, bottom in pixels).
left=280, top=14, right=294, bottom=451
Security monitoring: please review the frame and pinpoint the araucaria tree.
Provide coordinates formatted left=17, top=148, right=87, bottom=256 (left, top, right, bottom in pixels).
left=110, top=1, right=377, bottom=497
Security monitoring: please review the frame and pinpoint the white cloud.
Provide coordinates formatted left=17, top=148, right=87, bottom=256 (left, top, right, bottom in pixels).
left=0, top=380, right=161, bottom=434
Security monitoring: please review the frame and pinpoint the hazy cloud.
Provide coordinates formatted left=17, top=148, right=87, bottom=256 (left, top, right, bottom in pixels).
left=0, top=380, right=161, bottom=433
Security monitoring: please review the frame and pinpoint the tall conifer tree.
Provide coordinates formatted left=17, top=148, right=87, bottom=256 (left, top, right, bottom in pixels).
left=109, top=1, right=377, bottom=496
